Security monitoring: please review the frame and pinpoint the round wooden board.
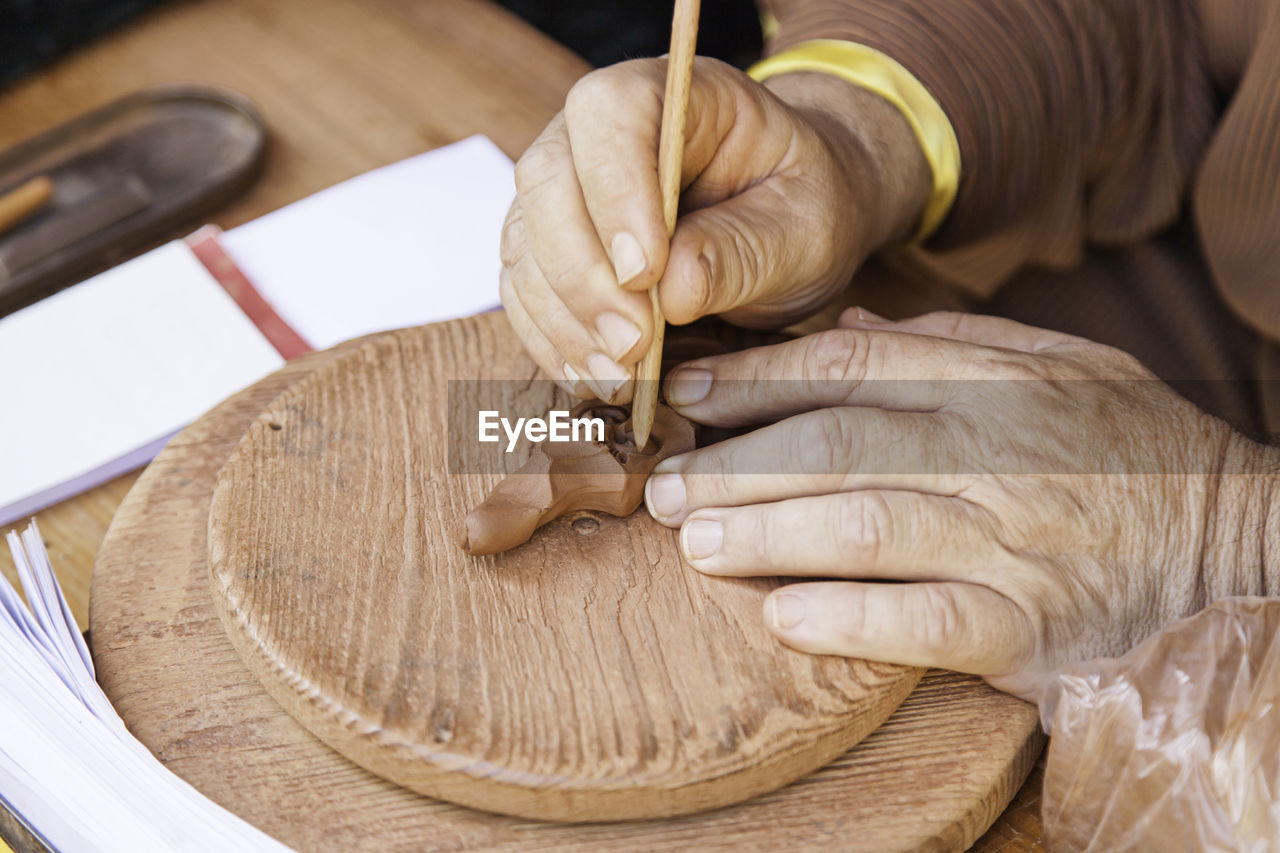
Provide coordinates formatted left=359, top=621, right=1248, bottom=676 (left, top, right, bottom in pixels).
left=90, top=318, right=1045, bottom=851
left=205, top=313, right=921, bottom=821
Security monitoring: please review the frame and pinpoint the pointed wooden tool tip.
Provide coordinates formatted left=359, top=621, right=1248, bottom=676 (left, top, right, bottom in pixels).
left=631, top=356, right=659, bottom=450
left=632, top=415, right=652, bottom=452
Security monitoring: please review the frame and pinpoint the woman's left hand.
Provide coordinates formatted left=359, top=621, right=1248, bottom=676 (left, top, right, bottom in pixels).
left=646, top=309, right=1279, bottom=701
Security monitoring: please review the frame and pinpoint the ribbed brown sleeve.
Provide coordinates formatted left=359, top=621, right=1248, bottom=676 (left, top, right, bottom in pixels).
left=760, top=0, right=1218, bottom=297
left=1195, top=0, right=1280, bottom=341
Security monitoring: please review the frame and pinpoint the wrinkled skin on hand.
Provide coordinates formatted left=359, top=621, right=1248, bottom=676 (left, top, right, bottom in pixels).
left=644, top=309, right=1280, bottom=702
left=499, top=56, right=928, bottom=404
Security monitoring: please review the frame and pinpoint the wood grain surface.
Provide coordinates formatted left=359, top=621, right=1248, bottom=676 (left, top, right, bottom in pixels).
left=92, top=323, right=1044, bottom=849
left=205, top=311, right=922, bottom=821
left=0, top=0, right=1049, bottom=843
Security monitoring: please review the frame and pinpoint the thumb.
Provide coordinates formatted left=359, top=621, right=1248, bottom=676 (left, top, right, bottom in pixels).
left=564, top=56, right=798, bottom=302
left=657, top=176, right=856, bottom=326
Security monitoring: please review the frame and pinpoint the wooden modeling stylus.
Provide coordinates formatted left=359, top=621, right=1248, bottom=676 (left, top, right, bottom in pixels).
left=632, top=0, right=700, bottom=450
left=0, top=176, right=54, bottom=238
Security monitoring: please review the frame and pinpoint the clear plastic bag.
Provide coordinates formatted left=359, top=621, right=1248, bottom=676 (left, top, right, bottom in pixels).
left=1039, top=597, right=1280, bottom=852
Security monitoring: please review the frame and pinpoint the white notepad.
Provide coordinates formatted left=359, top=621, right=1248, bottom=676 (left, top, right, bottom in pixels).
left=0, top=135, right=512, bottom=525
left=0, top=243, right=285, bottom=520
left=222, top=134, right=511, bottom=350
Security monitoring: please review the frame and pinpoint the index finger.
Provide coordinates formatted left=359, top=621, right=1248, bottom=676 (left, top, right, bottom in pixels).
left=644, top=405, right=968, bottom=526
left=663, top=327, right=1037, bottom=427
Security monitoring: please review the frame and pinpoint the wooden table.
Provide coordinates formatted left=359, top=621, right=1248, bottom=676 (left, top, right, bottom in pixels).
left=0, top=1, right=1045, bottom=848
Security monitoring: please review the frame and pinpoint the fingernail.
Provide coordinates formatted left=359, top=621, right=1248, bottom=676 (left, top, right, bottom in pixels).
left=560, top=362, right=585, bottom=396
left=856, top=307, right=889, bottom=324
left=595, top=311, right=642, bottom=361
left=769, top=594, right=806, bottom=630
left=666, top=367, right=712, bottom=407
left=611, top=231, right=647, bottom=285
left=587, top=352, right=630, bottom=401
left=681, top=518, right=722, bottom=561
left=646, top=473, right=686, bottom=518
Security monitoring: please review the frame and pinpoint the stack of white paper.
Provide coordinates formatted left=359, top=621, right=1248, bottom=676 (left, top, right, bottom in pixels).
left=0, top=521, right=288, bottom=851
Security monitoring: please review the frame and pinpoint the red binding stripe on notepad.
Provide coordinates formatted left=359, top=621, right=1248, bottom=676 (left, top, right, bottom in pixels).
left=185, top=225, right=314, bottom=359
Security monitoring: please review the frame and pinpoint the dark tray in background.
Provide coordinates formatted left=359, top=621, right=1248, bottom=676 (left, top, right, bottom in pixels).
left=0, top=84, right=267, bottom=317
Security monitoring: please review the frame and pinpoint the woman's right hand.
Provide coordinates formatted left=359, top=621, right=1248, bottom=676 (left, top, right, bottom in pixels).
left=499, top=56, right=931, bottom=403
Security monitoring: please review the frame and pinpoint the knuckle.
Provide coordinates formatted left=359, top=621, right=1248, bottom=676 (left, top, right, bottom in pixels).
left=498, top=268, right=515, bottom=304
left=796, top=408, right=859, bottom=475
left=686, top=451, right=734, bottom=504
left=501, top=198, right=524, bottom=233
left=499, top=210, right=525, bottom=268
left=833, top=492, right=890, bottom=566
left=914, top=586, right=963, bottom=656
left=708, top=469, right=741, bottom=512
left=807, top=329, right=871, bottom=385
left=513, top=136, right=566, bottom=197
left=984, top=353, right=1056, bottom=382
left=564, top=64, right=653, bottom=119
left=564, top=73, right=611, bottom=120
left=547, top=254, right=598, bottom=296
left=837, top=589, right=873, bottom=648
left=755, top=511, right=778, bottom=565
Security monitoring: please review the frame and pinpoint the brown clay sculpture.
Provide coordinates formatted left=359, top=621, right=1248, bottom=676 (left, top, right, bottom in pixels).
left=459, top=400, right=695, bottom=556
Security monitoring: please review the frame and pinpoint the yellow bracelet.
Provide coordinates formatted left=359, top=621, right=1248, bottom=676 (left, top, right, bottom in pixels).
left=747, top=39, right=961, bottom=243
